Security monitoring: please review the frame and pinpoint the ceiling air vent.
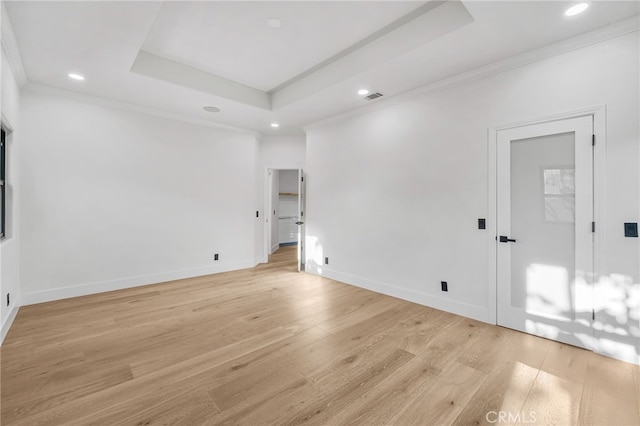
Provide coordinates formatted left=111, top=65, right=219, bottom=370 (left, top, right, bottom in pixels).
left=365, top=92, right=383, bottom=100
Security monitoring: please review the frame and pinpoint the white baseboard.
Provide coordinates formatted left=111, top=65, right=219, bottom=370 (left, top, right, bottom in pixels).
left=22, top=259, right=257, bottom=306
left=1, top=304, right=20, bottom=345
left=270, top=243, right=279, bottom=254
left=306, top=264, right=490, bottom=324
left=593, top=334, right=640, bottom=366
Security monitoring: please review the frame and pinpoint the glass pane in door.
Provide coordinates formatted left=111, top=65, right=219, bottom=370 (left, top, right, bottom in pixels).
left=510, top=132, right=576, bottom=320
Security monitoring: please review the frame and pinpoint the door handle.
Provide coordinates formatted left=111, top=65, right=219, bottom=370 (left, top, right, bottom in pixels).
left=295, top=221, right=304, bottom=225
left=499, top=235, right=516, bottom=243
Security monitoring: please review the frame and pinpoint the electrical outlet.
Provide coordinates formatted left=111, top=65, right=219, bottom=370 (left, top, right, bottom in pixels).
left=441, top=281, right=448, bottom=292
left=324, top=257, right=329, bottom=265
left=478, top=218, right=486, bottom=229
left=214, top=254, right=219, bottom=261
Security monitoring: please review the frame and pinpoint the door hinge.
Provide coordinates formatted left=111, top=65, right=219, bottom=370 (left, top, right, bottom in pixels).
left=592, top=309, right=595, bottom=321
left=592, top=222, right=595, bottom=233
left=301, top=176, right=304, bottom=182
left=592, top=134, right=595, bottom=146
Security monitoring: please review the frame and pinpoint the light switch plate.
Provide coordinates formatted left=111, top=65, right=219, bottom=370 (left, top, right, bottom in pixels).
left=624, top=222, right=638, bottom=238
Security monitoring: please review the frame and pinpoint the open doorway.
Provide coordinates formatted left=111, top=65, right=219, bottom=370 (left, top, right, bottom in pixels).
left=265, top=169, right=305, bottom=269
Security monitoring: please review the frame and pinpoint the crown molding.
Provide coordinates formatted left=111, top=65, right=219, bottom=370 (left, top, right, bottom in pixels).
left=304, top=15, right=640, bottom=132
left=1, top=2, right=28, bottom=87
left=23, top=83, right=261, bottom=138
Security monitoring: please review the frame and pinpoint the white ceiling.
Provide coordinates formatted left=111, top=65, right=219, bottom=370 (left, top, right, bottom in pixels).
left=4, top=1, right=640, bottom=136
left=143, top=1, right=426, bottom=92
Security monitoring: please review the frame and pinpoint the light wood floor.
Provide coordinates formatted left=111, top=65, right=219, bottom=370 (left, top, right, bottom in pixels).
left=2, top=246, right=639, bottom=425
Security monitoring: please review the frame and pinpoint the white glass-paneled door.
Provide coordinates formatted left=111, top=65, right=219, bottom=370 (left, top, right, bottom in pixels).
left=496, top=116, right=594, bottom=349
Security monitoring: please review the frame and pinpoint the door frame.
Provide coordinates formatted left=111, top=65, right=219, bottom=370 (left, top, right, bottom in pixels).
left=487, top=105, right=606, bottom=329
left=262, top=168, right=305, bottom=266
left=263, top=169, right=275, bottom=262
left=297, top=168, right=305, bottom=272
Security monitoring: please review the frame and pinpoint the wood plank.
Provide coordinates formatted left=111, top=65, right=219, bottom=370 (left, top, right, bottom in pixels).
left=392, top=361, right=487, bottom=425
left=519, top=341, right=589, bottom=425
left=452, top=330, right=551, bottom=425
left=281, top=348, right=416, bottom=426
left=322, top=345, right=453, bottom=425
left=577, top=351, right=640, bottom=425
left=452, top=360, right=539, bottom=426
left=74, top=389, right=220, bottom=426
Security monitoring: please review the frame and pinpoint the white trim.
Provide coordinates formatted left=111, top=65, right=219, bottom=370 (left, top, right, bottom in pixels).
left=487, top=126, right=497, bottom=324
left=305, top=16, right=638, bottom=132
left=592, top=107, right=607, bottom=355
left=21, top=259, right=257, bottom=306
left=1, top=113, right=15, bottom=133
left=1, top=304, right=20, bottom=344
left=297, top=168, right=305, bottom=272
left=262, top=168, right=273, bottom=263
left=262, top=167, right=305, bottom=263
left=587, top=109, right=633, bottom=364
left=0, top=111, right=19, bottom=346
left=306, top=264, right=490, bottom=324
left=22, top=84, right=260, bottom=137
left=1, top=2, right=28, bottom=87
left=490, top=105, right=606, bottom=132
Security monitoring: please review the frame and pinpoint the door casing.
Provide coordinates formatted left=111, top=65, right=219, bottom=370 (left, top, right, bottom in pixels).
left=297, top=168, right=305, bottom=272
left=262, top=168, right=306, bottom=270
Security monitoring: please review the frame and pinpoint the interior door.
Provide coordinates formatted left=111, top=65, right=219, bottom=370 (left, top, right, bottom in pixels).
left=297, top=169, right=305, bottom=272
left=496, top=116, right=593, bottom=349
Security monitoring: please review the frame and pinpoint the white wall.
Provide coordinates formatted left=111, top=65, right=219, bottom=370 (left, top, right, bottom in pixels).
left=305, top=32, right=639, bottom=364
left=20, top=90, right=261, bottom=304
left=260, top=136, right=306, bottom=170
left=0, top=48, right=22, bottom=342
left=279, top=169, right=299, bottom=194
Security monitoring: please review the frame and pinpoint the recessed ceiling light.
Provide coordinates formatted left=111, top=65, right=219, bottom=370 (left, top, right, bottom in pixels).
left=270, top=123, right=280, bottom=128
left=68, top=73, right=85, bottom=81
left=267, top=18, right=282, bottom=28
left=358, top=89, right=370, bottom=96
left=564, top=3, right=589, bottom=16
left=203, top=106, right=221, bottom=113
